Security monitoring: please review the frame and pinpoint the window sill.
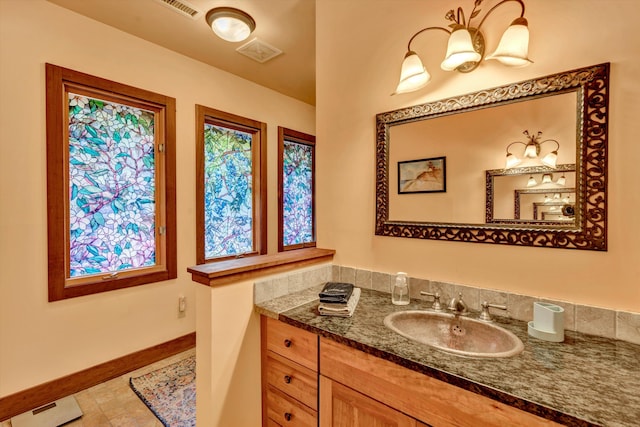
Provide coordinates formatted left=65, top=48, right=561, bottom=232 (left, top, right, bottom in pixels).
left=187, top=247, right=335, bottom=287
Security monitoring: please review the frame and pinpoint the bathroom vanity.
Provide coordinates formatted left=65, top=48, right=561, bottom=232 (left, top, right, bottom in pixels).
left=258, top=287, right=640, bottom=426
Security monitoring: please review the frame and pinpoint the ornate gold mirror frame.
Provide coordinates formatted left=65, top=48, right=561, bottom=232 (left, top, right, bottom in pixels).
left=375, top=63, right=609, bottom=250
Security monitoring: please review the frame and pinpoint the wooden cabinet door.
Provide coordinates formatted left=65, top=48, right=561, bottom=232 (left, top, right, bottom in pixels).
left=320, top=376, right=419, bottom=427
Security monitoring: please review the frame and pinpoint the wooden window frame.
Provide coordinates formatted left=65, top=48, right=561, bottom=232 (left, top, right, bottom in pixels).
left=277, top=127, right=316, bottom=252
left=46, top=64, right=177, bottom=301
left=195, top=105, right=267, bottom=264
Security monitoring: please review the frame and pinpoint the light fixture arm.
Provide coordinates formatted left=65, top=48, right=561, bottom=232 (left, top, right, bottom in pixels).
left=407, top=26, right=451, bottom=51
left=473, top=0, right=526, bottom=34
left=505, top=140, right=526, bottom=154
left=539, top=139, right=560, bottom=152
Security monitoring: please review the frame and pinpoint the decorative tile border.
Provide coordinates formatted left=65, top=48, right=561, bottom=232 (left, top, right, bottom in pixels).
left=254, top=263, right=640, bottom=345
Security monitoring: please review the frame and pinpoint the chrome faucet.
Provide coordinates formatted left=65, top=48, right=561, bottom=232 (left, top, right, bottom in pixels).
left=447, top=292, right=469, bottom=315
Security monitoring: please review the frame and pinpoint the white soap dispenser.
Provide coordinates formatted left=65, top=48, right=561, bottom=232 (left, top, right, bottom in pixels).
left=392, top=272, right=410, bottom=305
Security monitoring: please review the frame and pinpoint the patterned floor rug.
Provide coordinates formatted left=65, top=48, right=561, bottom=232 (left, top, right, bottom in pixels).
left=130, top=355, right=196, bottom=427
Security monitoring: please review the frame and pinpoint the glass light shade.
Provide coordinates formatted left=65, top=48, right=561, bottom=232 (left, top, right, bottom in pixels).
left=505, top=152, right=522, bottom=168
left=394, top=51, right=431, bottom=94
left=557, top=175, right=566, bottom=186
left=553, top=193, right=561, bottom=199
left=485, top=18, right=532, bottom=67
left=527, top=176, right=537, bottom=187
left=542, top=173, right=553, bottom=184
left=206, top=8, right=256, bottom=42
left=524, top=142, right=539, bottom=158
left=541, top=150, right=558, bottom=168
left=544, top=195, right=551, bottom=203
left=441, top=27, right=481, bottom=71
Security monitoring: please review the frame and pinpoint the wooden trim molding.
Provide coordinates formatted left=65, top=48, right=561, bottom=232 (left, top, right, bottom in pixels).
left=187, top=247, right=335, bottom=287
left=0, top=332, right=195, bottom=421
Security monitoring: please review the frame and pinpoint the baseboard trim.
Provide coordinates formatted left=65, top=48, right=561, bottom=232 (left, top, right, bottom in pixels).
left=0, top=332, right=196, bottom=421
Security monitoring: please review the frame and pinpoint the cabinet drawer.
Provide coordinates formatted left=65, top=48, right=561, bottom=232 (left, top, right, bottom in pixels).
left=267, top=384, right=317, bottom=427
left=266, top=351, right=318, bottom=410
left=266, top=316, right=318, bottom=371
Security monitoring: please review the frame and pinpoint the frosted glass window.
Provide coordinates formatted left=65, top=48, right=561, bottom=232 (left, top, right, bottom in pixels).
left=46, top=63, right=176, bottom=301
left=278, top=127, right=316, bottom=251
left=195, top=105, right=266, bottom=264
left=203, top=123, right=253, bottom=259
left=68, top=93, right=157, bottom=276
left=283, top=140, right=314, bottom=246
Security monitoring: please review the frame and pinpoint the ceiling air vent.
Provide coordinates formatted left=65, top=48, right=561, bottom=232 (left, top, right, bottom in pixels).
left=153, top=0, right=201, bottom=19
left=236, top=38, right=283, bottom=63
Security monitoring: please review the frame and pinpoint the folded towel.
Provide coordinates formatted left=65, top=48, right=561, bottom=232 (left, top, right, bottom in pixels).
left=318, top=287, right=361, bottom=318
left=319, top=282, right=354, bottom=304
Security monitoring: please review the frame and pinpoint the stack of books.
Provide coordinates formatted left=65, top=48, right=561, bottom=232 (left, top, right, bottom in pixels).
left=318, top=282, right=361, bottom=318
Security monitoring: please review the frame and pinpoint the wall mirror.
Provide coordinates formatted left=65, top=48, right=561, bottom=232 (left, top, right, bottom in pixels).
left=375, top=63, right=609, bottom=250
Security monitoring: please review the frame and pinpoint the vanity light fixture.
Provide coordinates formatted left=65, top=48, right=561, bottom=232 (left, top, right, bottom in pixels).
left=526, top=175, right=537, bottom=187
left=541, top=173, right=553, bottom=184
left=505, top=130, right=560, bottom=169
left=557, top=174, right=567, bottom=186
left=393, top=0, right=531, bottom=94
left=206, top=7, right=256, bottom=42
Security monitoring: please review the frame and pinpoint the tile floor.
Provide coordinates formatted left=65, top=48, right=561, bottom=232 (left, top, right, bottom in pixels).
left=2, top=348, right=195, bottom=427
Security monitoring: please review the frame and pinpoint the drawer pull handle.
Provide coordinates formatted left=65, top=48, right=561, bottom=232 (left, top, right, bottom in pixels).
left=284, top=375, right=292, bottom=384
left=284, top=339, right=292, bottom=348
left=284, top=412, right=292, bottom=421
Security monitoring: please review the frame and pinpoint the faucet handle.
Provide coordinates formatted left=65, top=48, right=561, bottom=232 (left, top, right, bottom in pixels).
left=479, top=301, right=507, bottom=322
left=420, top=291, right=443, bottom=311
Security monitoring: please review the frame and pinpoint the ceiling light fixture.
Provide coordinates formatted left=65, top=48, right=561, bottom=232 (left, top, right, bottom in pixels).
left=393, top=0, right=531, bottom=94
left=505, top=130, right=560, bottom=169
left=206, top=7, right=256, bottom=42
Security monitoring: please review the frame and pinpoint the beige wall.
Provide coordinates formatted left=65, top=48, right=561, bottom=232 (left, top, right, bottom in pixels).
left=0, top=0, right=314, bottom=398
left=316, top=0, right=640, bottom=312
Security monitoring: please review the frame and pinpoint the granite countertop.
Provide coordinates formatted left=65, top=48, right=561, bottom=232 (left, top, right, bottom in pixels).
left=256, top=286, right=640, bottom=427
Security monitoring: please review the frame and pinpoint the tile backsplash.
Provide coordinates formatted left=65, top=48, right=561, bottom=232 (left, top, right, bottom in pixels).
left=254, top=264, right=640, bottom=346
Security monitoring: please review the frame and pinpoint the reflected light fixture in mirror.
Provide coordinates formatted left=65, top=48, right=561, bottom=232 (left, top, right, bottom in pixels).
left=393, top=0, right=532, bottom=95
left=505, top=130, right=560, bottom=169
left=206, top=7, right=256, bottom=42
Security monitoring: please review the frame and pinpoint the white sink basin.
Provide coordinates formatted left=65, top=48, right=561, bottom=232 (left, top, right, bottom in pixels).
left=384, top=310, right=524, bottom=358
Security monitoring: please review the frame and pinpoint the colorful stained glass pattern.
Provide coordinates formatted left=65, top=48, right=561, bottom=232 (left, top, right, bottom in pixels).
left=283, top=140, right=314, bottom=246
left=203, top=123, right=253, bottom=259
left=68, top=93, right=157, bottom=277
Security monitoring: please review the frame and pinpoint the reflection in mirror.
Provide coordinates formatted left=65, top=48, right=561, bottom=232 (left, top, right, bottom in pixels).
left=388, top=93, right=576, bottom=224
left=375, top=63, right=609, bottom=250
left=486, top=164, right=576, bottom=224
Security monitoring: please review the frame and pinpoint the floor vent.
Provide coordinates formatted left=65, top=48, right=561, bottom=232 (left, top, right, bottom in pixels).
left=153, top=0, right=201, bottom=19
left=11, top=396, right=83, bottom=427
left=236, top=38, right=283, bottom=63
